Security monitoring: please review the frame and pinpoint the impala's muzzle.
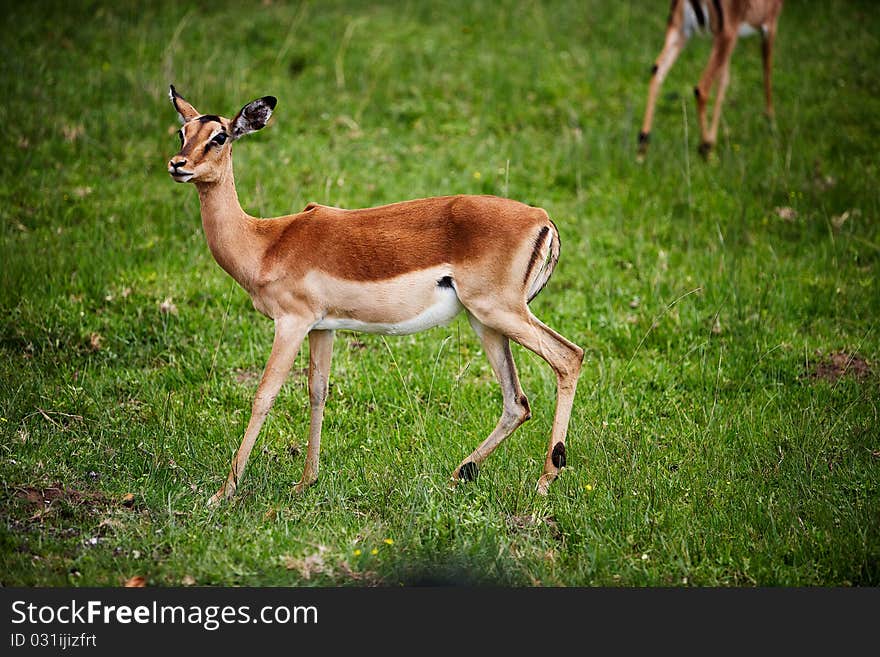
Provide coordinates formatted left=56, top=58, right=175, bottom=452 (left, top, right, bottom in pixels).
left=168, top=158, right=193, bottom=182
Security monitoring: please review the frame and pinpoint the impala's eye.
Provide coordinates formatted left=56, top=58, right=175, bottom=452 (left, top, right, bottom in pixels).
left=213, top=133, right=228, bottom=145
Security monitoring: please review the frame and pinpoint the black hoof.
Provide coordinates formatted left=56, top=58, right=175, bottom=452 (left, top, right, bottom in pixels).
left=698, top=141, right=714, bottom=158
left=458, top=461, right=479, bottom=482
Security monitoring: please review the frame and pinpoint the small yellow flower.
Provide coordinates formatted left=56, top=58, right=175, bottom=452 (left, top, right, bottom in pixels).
left=383, top=538, right=394, bottom=545
left=585, top=484, right=593, bottom=492
left=370, top=548, right=378, bottom=556
left=353, top=549, right=361, bottom=556
left=472, top=171, right=482, bottom=180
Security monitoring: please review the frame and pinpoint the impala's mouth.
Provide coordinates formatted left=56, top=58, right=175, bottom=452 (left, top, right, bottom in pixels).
left=169, top=168, right=194, bottom=182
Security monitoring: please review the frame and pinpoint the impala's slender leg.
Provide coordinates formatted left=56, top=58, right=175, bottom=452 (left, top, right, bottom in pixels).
left=706, top=50, right=733, bottom=149
left=528, top=316, right=583, bottom=495
left=466, top=305, right=583, bottom=494
left=451, top=315, right=531, bottom=484
left=209, top=316, right=310, bottom=505
left=695, top=31, right=738, bottom=156
left=295, top=328, right=334, bottom=494
left=761, top=24, right=777, bottom=121
left=639, top=26, right=686, bottom=157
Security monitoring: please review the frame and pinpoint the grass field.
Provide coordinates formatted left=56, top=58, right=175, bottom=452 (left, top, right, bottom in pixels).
left=1, top=0, right=878, bottom=587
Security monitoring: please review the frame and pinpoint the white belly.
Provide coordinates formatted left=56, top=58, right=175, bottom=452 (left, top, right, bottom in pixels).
left=683, top=3, right=761, bottom=39
left=307, top=266, right=464, bottom=335
left=313, top=286, right=463, bottom=335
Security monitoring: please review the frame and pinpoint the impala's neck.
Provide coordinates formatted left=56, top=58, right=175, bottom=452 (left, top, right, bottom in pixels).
left=194, top=158, right=262, bottom=291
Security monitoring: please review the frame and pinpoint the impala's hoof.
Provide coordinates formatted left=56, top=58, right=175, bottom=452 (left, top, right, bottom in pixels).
left=457, top=461, right=479, bottom=482
left=207, top=483, right=235, bottom=507
left=448, top=461, right=479, bottom=489
left=293, top=477, right=317, bottom=494
left=636, top=133, right=649, bottom=163
left=536, top=472, right=556, bottom=496
left=698, top=141, right=714, bottom=159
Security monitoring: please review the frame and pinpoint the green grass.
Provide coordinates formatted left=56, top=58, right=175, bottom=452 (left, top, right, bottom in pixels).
left=1, top=0, right=878, bottom=587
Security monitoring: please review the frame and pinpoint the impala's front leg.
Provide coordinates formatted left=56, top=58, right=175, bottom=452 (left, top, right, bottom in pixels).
left=639, top=26, right=685, bottom=159
left=209, top=315, right=310, bottom=505
left=294, top=329, right=334, bottom=494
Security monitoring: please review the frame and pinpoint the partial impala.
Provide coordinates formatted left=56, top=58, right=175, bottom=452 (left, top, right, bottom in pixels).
left=166, top=86, right=584, bottom=503
left=638, top=0, right=784, bottom=158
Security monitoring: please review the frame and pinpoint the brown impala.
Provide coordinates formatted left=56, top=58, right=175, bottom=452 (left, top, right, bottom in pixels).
left=638, top=0, right=784, bottom=158
left=166, top=86, right=584, bottom=503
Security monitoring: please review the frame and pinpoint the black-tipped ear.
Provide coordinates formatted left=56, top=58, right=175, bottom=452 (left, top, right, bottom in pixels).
left=231, top=96, right=277, bottom=140
left=169, top=84, right=200, bottom=123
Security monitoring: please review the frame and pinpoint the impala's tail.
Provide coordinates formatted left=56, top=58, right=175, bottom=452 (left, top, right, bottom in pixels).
left=526, top=220, right=560, bottom=303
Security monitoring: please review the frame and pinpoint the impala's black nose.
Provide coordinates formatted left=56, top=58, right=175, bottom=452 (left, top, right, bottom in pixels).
left=169, top=159, right=187, bottom=170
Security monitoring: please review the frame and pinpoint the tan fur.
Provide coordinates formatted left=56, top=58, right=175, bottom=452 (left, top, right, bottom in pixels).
left=638, top=0, right=784, bottom=158
left=166, top=88, right=584, bottom=502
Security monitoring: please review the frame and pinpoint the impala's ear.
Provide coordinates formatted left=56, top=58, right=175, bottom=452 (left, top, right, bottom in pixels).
left=169, top=84, right=200, bottom=123
left=231, top=96, right=277, bottom=140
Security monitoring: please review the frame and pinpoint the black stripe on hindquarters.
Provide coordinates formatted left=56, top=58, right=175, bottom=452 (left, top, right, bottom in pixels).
left=522, top=226, right=550, bottom=285
left=688, top=0, right=706, bottom=28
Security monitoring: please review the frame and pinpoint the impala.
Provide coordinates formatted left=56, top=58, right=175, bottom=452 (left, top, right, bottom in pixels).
left=638, top=0, right=784, bottom=158
left=166, top=86, right=584, bottom=503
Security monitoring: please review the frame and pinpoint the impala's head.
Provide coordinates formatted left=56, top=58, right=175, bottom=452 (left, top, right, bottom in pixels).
left=167, top=85, right=276, bottom=184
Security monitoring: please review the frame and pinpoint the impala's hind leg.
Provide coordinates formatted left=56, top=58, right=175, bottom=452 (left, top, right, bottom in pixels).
left=468, top=305, right=583, bottom=494
left=294, top=329, right=334, bottom=494
left=695, top=30, right=738, bottom=156
left=761, top=23, right=777, bottom=123
left=451, top=315, right=531, bottom=484
left=706, top=39, right=736, bottom=151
